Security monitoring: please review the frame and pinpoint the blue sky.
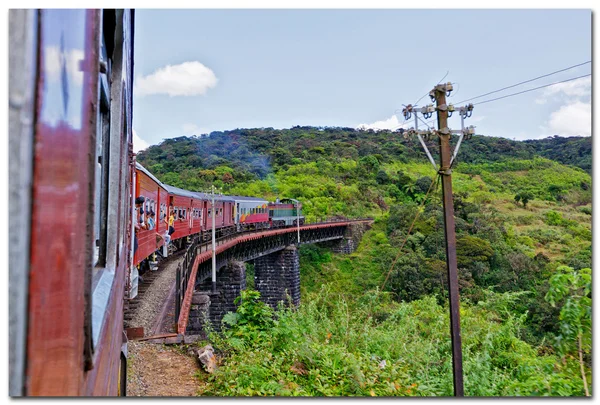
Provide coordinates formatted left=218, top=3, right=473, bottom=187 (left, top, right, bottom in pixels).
left=132, top=9, right=591, bottom=151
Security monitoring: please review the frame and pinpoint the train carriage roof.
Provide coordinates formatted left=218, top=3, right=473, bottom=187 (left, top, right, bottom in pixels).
left=192, top=191, right=235, bottom=202
left=163, top=183, right=203, bottom=199
left=228, top=195, right=269, bottom=204
left=135, top=162, right=168, bottom=191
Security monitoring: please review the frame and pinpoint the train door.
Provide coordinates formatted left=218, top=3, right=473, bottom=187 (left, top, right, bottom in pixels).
left=189, top=199, right=193, bottom=231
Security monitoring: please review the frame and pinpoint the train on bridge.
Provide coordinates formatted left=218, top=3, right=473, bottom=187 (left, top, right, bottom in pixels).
left=9, top=8, right=306, bottom=397
left=134, top=161, right=304, bottom=271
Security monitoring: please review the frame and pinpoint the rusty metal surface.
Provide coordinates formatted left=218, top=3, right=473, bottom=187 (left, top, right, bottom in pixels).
left=126, top=327, right=145, bottom=340
left=435, top=86, right=464, bottom=396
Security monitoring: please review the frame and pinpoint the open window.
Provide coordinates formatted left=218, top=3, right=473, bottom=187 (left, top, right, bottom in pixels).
left=92, top=28, right=111, bottom=269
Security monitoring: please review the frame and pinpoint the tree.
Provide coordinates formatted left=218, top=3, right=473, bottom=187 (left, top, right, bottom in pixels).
left=415, top=176, right=433, bottom=194
left=520, top=192, right=533, bottom=208
left=514, top=191, right=534, bottom=208
left=396, top=171, right=412, bottom=188
left=545, top=266, right=591, bottom=396
left=376, top=170, right=390, bottom=185
left=359, top=155, right=380, bottom=175
left=456, top=235, right=494, bottom=268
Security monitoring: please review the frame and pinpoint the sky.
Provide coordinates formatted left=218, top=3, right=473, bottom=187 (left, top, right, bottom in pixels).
left=132, top=9, right=592, bottom=152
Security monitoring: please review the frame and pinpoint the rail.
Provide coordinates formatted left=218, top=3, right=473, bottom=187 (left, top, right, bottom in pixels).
left=174, top=236, right=199, bottom=323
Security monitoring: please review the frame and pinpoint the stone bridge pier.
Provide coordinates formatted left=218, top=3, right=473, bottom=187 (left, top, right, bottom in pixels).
left=254, top=245, right=300, bottom=310
left=187, top=261, right=246, bottom=334
left=318, top=221, right=369, bottom=254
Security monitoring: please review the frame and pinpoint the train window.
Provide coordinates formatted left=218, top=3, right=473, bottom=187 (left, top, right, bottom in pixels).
left=92, top=34, right=111, bottom=268
left=88, top=9, right=121, bottom=367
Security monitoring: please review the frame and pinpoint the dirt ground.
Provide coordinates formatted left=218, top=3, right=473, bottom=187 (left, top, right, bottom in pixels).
left=127, top=341, right=205, bottom=397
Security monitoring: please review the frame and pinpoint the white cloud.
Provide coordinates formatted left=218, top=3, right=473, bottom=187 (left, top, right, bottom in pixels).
left=44, top=46, right=84, bottom=86
left=182, top=123, right=209, bottom=135
left=535, top=76, right=591, bottom=104
left=132, top=129, right=149, bottom=153
left=356, top=115, right=401, bottom=131
left=546, top=101, right=591, bottom=137
left=134, top=61, right=218, bottom=97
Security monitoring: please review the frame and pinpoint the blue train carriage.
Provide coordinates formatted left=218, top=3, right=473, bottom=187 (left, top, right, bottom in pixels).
left=269, top=198, right=304, bottom=228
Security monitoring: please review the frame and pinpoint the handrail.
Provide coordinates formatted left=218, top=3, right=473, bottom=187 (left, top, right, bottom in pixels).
left=174, top=236, right=199, bottom=323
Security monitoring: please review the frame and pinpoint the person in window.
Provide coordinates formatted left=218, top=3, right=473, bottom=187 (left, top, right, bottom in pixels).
left=147, top=210, right=156, bottom=230
left=134, top=196, right=146, bottom=255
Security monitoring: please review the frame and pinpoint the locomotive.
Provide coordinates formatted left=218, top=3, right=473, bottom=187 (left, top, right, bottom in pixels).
left=8, top=8, right=303, bottom=396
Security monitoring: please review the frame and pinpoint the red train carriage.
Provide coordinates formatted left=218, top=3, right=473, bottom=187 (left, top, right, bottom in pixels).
left=133, top=162, right=167, bottom=266
left=232, top=196, right=270, bottom=231
left=9, top=9, right=135, bottom=396
left=163, top=184, right=204, bottom=248
left=197, top=192, right=235, bottom=240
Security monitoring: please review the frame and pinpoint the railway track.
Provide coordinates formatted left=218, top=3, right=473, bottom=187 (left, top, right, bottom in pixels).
left=124, top=250, right=186, bottom=333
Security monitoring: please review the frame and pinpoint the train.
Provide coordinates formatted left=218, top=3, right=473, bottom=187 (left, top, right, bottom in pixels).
left=131, top=161, right=304, bottom=293
left=8, top=8, right=302, bottom=397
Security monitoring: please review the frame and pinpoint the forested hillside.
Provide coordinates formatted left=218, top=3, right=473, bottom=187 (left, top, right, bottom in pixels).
left=137, top=128, right=591, bottom=396
left=137, top=128, right=591, bottom=193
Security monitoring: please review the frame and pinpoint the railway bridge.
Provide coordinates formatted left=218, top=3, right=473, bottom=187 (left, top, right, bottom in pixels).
left=173, top=219, right=373, bottom=336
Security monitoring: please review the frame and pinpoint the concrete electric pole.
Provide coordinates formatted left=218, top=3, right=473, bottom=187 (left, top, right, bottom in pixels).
left=208, top=185, right=222, bottom=293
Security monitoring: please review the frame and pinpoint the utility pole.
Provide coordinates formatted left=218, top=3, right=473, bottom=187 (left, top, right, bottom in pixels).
left=208, top=185, right=221, bottom=293
left=433, top=83, right=464, bottom=396
left=401, top=83, right=475, bottom=397
left=296, top=199, right=301, bottom=245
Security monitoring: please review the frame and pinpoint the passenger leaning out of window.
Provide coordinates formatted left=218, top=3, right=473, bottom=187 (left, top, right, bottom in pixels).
left=167, top=205, right=176, bottom=237
left=147, top=210, right=156, bottom=230
left=133, top=196, right=147, bottom=255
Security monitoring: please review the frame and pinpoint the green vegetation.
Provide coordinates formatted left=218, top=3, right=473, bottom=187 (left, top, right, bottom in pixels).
left=138, top=128, right=591, bottom=396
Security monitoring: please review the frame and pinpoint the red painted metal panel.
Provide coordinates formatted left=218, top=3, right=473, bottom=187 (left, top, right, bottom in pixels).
left=26, top=9, right=97, bottom=396
left=205, top=200, right=225, bottom=231
left=169, top=194, right=195, bottom=240
left=177, top=254, right=201, bottom=334
left=240, top=211, right=269, bottom=224
left=134, top=169, right=165, bottom=265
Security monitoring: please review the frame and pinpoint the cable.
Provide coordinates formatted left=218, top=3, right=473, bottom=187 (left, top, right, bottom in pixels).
left=412, top=70, right=451, bottom=108
left=417, top=114, right=435, bottom=129
left=391, top=117, right=437, bottom=132
left=380, top=174, right=440, bottom=291
left=455, top=60, right=591, bottom=105
left=475, top=74, right=591, bottom=106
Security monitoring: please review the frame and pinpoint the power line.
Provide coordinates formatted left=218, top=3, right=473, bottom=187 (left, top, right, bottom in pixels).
left=455, top=60, right=591, bottom=104
left=475, top=74, right=591, bottom=106
left=412, top=70, right=451, bottom=109
left=391, top=117, right=437, bottom=131
left=380, top=174, right=440, bottom=292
